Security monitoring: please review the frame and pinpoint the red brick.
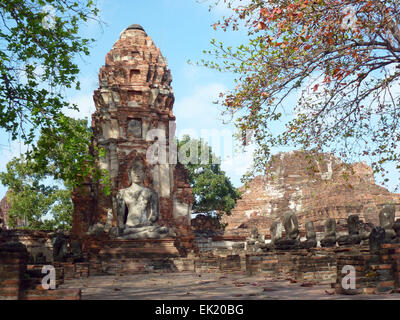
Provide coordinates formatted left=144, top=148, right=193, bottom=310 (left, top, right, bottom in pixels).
left=0, top=279, right=19, bottom=286
left=363, top=287, right=378, bottom=294
left=378, top=281, right=395, bottom=287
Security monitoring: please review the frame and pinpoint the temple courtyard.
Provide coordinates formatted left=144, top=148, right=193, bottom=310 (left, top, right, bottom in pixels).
left=58, top=271, right=400, bottom=300
left=1, top=23, right=400, bottom=302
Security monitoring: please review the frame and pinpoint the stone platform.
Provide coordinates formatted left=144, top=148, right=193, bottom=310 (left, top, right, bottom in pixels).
left=82, top=238, right=185, bottom=276
left=93, top=238, right=180, bottom=258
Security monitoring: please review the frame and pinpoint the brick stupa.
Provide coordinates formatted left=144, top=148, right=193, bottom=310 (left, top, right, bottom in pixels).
left=222, top=151, right=400, bottom=237
left=72, top=25, right=194, bottom=251
left=0, top=192, right=10, bottom=229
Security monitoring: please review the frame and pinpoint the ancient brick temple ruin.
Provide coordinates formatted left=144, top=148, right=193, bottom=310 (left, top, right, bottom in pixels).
left=0, top=193, right=9, bottom=229
left=3, top=25, right=400, bottom=300
left=223, top=150, right=400, bottom=238
left=71, top=24, right=194, bottom=250
left=0, top=24, right=196, bottom=300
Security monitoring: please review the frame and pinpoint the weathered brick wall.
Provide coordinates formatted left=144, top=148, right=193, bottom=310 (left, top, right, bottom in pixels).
left=82, top=238, right=182, bottom=275
left=188, top=253, right=244, bottom=274
left=21, top=289, right=81, bottom=300
left=4, top=238, right=400, bottom=297
left=0, top=240, right=82, bottom=300
left=22, top=264, right=80, bottom=301
left=336, top=243, right=400, bottom=294
left=195, top=235, right=246, bottom=253
left=0, top=230, right=54, bottom=264
left=89, top=258, right=178, bottom=275
left=52, top=262, right=89, bottom=280
left=171, top=247, right=337, bottom=284
left=0, top=243, right=28, bottom=300
left=246, top=248, right=337, bottom=284
left=24, top=264, right=65, bottom=288
left=4, top=229, right=400, bottom=296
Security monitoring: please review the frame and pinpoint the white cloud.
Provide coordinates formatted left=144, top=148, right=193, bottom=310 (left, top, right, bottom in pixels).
left=174, top=82, right=232, bottom=159
left=174, top=81, right=253, bottom=186
left=63, top=75, right=98, bottom=120
left=221, top=143, right=254, bottom=179
left=174, top=82, right=228, bottom=130
left=65, top=93, right=96, bottom=121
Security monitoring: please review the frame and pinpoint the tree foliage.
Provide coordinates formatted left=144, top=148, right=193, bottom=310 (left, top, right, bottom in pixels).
left=31, top=114, right=110, bottom=193
left=203, top=0, right=400, bottom=189
left=0, top=157, right=73, bottom=230
left=0, top=0, right=101, bottom=186
left=0, top=118, right=99, bottom=230
left=177, top=135, right=241, bottom=218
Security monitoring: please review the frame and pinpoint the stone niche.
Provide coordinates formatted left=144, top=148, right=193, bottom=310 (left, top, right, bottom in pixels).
left=71, top=24, right=194, bottom=251
left=126, top=118, right=142, bottom=138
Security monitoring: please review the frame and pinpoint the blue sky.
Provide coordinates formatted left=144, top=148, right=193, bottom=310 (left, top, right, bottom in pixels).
left=0, top=0, right=398, bottom=200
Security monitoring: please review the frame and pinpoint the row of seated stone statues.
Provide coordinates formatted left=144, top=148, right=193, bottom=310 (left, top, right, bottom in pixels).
left=247, top=204, right=400, bottom=252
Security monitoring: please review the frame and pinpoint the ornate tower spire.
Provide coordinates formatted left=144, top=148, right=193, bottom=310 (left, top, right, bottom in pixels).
left=72, top=25, right=193, bottom=246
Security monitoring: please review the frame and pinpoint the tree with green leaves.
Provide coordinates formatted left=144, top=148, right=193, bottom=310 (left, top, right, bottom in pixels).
left=0, top=157, right=73, bottom=230
left=30, top=114, right=110, bottom=193
left=177, top=135, right=241, bottom=226
left=0, top=0, right=101, bottom=187
left=0, top=118, right=100, bottom=230
left=203, top=0, right=400, bottom=189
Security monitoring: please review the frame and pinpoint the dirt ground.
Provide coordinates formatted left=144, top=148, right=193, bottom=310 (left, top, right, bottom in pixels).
left=58, top=271, right=400, bottom=300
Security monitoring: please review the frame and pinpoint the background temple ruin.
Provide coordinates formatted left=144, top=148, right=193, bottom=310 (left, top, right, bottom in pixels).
left=223, top=150, right=400, bottom=238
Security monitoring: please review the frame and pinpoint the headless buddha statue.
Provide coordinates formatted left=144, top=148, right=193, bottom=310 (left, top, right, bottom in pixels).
left=115, top=160, right=174, bottom=239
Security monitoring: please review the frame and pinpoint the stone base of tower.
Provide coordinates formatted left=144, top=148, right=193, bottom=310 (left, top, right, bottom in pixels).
left=81, top=236, right=195, bottom=275
left=105, top=239, right=178, bottom=256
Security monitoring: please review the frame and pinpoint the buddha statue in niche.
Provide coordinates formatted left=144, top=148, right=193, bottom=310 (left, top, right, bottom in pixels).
left=115, top=159, right=174, bottom=239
